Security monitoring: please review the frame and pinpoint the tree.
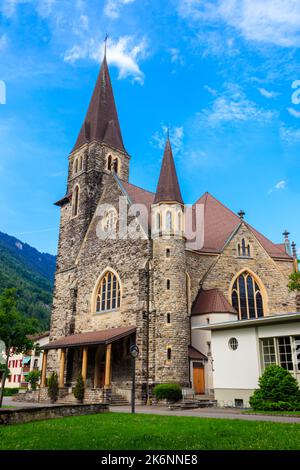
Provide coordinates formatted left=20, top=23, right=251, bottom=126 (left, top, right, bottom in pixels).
left=73, top=374, right=85, bottom=403
left=288, top=271, right=300, bottom=292
left=0, top=288, right=38, bottom=407
left=249, top=365, right=300, bottom=411
left=26, top=370, right=41, bottom=391
left=47, top=371, right=59, bottom=403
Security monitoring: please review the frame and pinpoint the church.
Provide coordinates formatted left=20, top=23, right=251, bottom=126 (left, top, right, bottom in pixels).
left=40, top=50, right=299, bottom=406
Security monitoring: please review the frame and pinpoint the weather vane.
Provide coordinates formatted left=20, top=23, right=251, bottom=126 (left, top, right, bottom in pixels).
left=104, top=33, right=109, bottom=56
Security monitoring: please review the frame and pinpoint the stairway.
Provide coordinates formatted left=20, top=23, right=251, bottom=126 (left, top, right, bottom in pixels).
left=110, top=392, right=130, bottom=406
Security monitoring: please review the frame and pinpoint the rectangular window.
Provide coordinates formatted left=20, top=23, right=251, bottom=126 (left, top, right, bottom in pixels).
left=295, top=336, right=300, bottom=372
left=261, top=338, right=276, bottom=368
left=278, top=336, right=294, bottom=371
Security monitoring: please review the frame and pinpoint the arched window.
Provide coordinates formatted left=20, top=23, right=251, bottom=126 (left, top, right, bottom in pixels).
left=156, top=212, right=161, bottom=231
left=167, top=348, right=172, bottom=361
left=166, top=211, right=172, bottom=231
left=113, top=158, right=119, bottom=174
left=72, top=185, right=80, bottom=217
left=167, top=279, right=170, bottom=290
left=177, top=212, right=182, bottom=231
left=79, top=155, right=83, bottom=171
left=167, top=313, right=171, bottom=324
left=103, top=209, right=117, bottom=232
left=96, top=271, right=121, bottom=313
left=107, top=155, right=112, bottom=171
left=238, top=239, right=251, bottom=257
left=74, top=158, right=78, bottom=175
left=231, top=271, right=265, bottom=320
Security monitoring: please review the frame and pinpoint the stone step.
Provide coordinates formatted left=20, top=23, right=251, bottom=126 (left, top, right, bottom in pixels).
left=110, top=393, right=130, bottom=406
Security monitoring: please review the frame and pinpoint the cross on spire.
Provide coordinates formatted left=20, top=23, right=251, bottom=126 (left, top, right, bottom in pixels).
left=104, top=33, right=109, bottom=57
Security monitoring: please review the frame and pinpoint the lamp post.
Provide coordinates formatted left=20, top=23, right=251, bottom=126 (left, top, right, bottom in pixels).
left=130, top=344, right=139, bottom=414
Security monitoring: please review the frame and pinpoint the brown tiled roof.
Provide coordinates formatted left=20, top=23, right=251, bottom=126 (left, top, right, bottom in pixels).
left=43, top=326, right=136, bottom=350
left=54, top=193, right=72, bottom=207
left=188, top=345, right=207, bottom=360
left=73, top=56, right=126, bottom=153
left=192, top=288, right=237, bottom=316
left=154, top=138, right=183, bottom=204
left=187, top=192, right=292, bottom=260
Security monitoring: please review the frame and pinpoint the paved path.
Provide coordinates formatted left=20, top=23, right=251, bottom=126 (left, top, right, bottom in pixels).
left=2, top=398, right=300, bottom=424
left=110, top=405, right=300, bottom=424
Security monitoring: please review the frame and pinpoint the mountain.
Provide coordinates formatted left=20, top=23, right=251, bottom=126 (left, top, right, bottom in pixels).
left=0, top=231, right=56, bottom=330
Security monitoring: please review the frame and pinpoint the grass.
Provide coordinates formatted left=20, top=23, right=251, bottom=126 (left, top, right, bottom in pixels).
left=0, top=412, right=300, bottom=450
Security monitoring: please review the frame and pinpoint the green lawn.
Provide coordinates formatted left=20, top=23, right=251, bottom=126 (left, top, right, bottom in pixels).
left=0, top=412, right=300, bottom=450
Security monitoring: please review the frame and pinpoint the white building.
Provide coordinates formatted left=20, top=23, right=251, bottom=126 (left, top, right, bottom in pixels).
left=5, top=332, right=49, bottom=389
left=195, top=313, right=300, bottom=407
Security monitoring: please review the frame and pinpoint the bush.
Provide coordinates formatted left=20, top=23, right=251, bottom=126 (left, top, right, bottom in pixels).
left=250, top=365, right=300, bottom=411
left=47, top=372, right=58, bottom=403
left=153, top=383, right=182, bottom=402
left=73, top=375, right=85, bottom=403
left=26, top=370, right=41, bottom=391
left=3, top=388, right=19, bottom=396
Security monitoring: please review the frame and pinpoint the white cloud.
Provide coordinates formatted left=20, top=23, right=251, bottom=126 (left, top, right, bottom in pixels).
left=104, top=0, right=136, bottom=19
left=0, top=34, right=8, bottom=51
left=268, top=179, right=287, bottom=194
left=201, top=84, right=275, bottom=126
left=258, top=88, right=278, bottom=99
left=169, top=48, right=185, bottom=65
left=151, top=125, right=184, bottom=155
left=64, top=36, right=147, bottom=84
left=280, top=124, right=300, bottom=143
left=287, top=107, right=300, bottom=118
left=177, top=0, right=300, bottom=48
left=204, top=85, right=218, bottom=96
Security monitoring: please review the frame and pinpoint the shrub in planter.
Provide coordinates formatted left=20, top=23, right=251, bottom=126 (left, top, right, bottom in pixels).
left=3, top=388, right=19, bottom=396
left=73, top=375, right=85, bottom=403
left=47, top=372, right=58, bottom=403
left=26, top=370, right=41, bottom=391
left=153, top=383, right=182, bottom=402
left=250, top=365, right=300, bottom=411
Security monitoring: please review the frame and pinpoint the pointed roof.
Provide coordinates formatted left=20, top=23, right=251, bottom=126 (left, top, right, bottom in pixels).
left=154, top=137, right=183, bottom=204
left=191, top=288, right=237, bottom=316
left=73, top=55, right=126, bottom=153
left=187, top=192, right=292, bottom=260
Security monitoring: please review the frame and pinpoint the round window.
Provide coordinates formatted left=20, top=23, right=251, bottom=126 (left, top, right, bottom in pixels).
left=229, top=337, right=238, bottom=350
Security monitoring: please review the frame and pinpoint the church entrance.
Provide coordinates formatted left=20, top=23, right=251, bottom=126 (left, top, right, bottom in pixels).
left=193, top=362, right=205, bottom=394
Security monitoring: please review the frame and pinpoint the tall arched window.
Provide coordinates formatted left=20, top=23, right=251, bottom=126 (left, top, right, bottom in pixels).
left=107, top=155, right=112, bottom=171
left=177, top=212, right=182, bottom=231
left=156, top=212, right=161, bottom=231
left=113, top=158, right=119, bottom=174
left=166, top=211, right=172, bottom=231
left=102, top=209, right=117, bottom=232
left=231, top=271, right=265, bottom=320
left=72, top=185, right=80, bottom=217
left=74, top=158, right=78, bottom=175
left=237, top=238, right=251, bottom=257
left=96, top=271, right=121, bottom=313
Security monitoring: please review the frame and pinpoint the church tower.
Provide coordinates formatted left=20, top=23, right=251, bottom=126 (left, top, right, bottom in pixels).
left=151, top=137, right=190, bottom=386
left=55, top=51, right=130, bottom=272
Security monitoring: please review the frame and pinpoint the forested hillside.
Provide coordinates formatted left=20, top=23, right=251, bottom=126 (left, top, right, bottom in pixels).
left=0, top=231, right=56, bottom=329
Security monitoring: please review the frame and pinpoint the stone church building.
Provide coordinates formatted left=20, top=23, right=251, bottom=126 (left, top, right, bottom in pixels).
left=40, top=52, right=299, bottom=404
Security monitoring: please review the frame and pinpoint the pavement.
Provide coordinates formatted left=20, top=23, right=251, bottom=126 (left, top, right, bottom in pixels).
left=2, top=398, right=300, bottom=423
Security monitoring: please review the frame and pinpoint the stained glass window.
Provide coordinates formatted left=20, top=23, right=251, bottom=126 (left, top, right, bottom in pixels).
left=96, top=271, right=121, bottom=313
left=231, top=271, right=265, bottom=320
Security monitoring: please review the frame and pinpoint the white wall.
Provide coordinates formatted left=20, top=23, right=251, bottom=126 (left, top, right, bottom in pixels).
left=211, top=327, right=260, bottom=390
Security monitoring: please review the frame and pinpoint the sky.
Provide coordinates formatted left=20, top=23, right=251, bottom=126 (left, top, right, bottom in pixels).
left=0, top=0, right=300, bottom=255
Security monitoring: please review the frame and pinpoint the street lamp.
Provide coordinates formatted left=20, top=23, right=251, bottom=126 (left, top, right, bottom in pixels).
left=130, top=344, right=139, bottom=414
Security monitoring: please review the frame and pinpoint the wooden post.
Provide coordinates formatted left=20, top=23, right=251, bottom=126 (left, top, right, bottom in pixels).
left=94, top=346, right=101, bottom=388
left=41, top=350, right=48, bottom=387
left=59, top=349, right=66, bottom=388
left=82, top=347, right=88, bottom=385
left=104, top=343, right=112, bottom=388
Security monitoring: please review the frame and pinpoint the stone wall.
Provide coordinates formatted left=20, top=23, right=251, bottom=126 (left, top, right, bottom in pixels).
left=0, top=403, right=108, bottom=425
left=201, top=223, right=297, bottom=314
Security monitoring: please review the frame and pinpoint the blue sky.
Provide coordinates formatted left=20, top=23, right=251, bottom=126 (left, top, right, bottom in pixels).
left=0, top=0, right=300, bottom=255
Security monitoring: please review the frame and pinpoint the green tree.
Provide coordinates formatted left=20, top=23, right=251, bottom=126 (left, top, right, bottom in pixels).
left=0, top=288, right=38, bottom=407
left=47, top=372, right=59, bottom=403
left=249, top=365, right=300, bottom=411
left=26, top=370, right=41, bottom=391
left=73, top=375, right=85, bottom=403
left=288, top=271, right=300, bottom=292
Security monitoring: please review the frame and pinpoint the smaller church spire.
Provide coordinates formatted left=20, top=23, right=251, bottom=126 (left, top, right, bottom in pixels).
left=154, top=136, right=183, bottom=204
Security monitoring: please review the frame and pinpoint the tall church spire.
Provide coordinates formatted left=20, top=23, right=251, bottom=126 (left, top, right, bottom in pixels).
left=154, top=136, right=183, bottom=204
left=73, top=53, right=126, bottom=153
